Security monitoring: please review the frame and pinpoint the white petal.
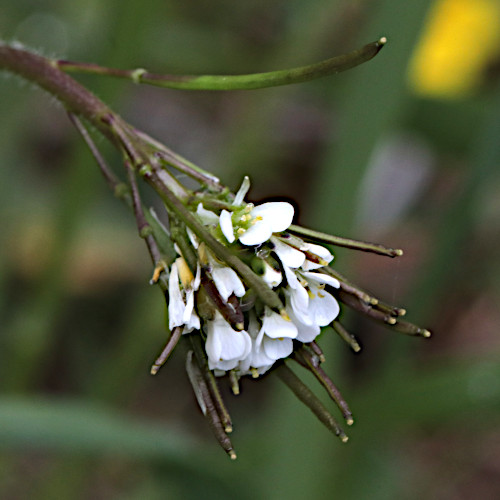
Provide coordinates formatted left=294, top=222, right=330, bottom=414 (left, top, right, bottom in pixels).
left=183, top=288, right=195, bottom=323
left=224, top=329, right=252, bottom=360
left=193, top=262, right=201, bottom=291
left=168, top=262, right=185, bottom=329
left=219, top=210, right=235, bottom=243
left=196, top=203, right=219, bottom=225
left=272, top=237, right=306, bottom=268
left=262, top=307, right=297, bottom=339
left=186, top=227, right=199, bottom=249
left=287, top=305, right=321, bottom=343
left=283, top=269, right=310, bottom=323
left=186, top=312, right=200, bottom=331
left=249, top=337, right=275, bottom=368
left=205, top=324, right=222, bottom=363
left=233, top=176, right=251, bottom=206
left=301, top=243, right=333, bottom=264
left=283, top=265, right=301, bottom=290
left=302, top=260, right=323, bottom=271
left=238, top=221, right=273, bottom=246
left=262, top=336, right=293, bottom=360
left=261, top=261, right=282, bottom=288
left=211, top=266, right=245, bottom=301
left=205, top=313, right=252, bottom=365
left=301, top=242, right=334, bottom=269
left=251, top=202, right=294, bottom=232
left=302, top=271, right=340, bottom=288
left=308, top=289, right=340, bottom=326
left=209, top=358, right=240, bottom=371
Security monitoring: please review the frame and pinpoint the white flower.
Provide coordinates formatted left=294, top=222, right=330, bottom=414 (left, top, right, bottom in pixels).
left=260, top=261, right=283, bottom=288
left=239, top=202, right=294, bottom=245
left=257, top=307, right=298, bottom=361
left=220, top=202, right=294, bottom=246
left=283, top=265, right=310, bottom=321
left=168, top=257, right=201, bottom=332
left=271, top=236, right=305, bottom=268
left=286, top=303, right=321, bottom=343
left=211, top=265, right=246, bottom=302
left=300, top=243, right=334, bottom=270
left=282, top=267, right=340, bottom=341
left=301, top=271, right=340, bottom=327
left=237, top=313, right=275, bottom=376
left=205, top=312, right=252, bottom=371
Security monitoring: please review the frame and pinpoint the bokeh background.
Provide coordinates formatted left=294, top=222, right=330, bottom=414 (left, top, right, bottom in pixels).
left=2, top=1, right=500, bottom=498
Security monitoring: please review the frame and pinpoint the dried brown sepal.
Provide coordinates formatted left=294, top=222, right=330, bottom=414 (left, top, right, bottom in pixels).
left=276, top=363, right=348, bottom=442
left=185, top=350, right=236, bottom=459
left=201, top=272, right=244, bottom=330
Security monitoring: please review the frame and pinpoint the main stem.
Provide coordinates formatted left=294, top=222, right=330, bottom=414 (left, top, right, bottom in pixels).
left=0, top=44, right=117, bottom=140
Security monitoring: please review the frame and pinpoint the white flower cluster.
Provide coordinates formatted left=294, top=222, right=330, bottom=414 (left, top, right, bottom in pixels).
left=168, top=179, right=341, bottom=378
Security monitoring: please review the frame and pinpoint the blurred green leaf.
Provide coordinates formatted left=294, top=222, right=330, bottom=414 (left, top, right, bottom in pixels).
left=0, top=397, right=194, bottom=461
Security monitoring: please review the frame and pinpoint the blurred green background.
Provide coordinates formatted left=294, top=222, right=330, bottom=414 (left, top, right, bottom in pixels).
left=2, top=1, right=500, bottom=498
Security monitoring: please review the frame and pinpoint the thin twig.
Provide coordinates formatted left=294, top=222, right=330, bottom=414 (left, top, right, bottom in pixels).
left=275, top=363, right=348, bottom=442
left=186, top=350, right=236, bottom=459
left=150, top=326, right=183, bottom=375
left=293, top=347, right=354, bottom=425
left=124, top=158, right=161, bottom=264
left=288, top=224, right=403, bottom=258
left=67, top=112, right=130, bottom=201
left=133, top=129, right=223, bottom=191
left=189, top=336, right=233, bottom=434
left=332, top=321, right=361, bottom=353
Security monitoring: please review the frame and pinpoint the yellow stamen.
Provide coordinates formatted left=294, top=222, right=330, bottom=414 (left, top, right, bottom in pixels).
left=280, top=309, right=291, bottom=321
left=150, top=261, right=166, bottom=283
left=176, top=257, right=194, bottom=288
left=198, top=242, right=208, bottom=266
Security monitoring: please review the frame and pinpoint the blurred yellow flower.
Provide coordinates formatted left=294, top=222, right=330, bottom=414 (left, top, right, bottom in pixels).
left=408, top=0, right=500, bottom=98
